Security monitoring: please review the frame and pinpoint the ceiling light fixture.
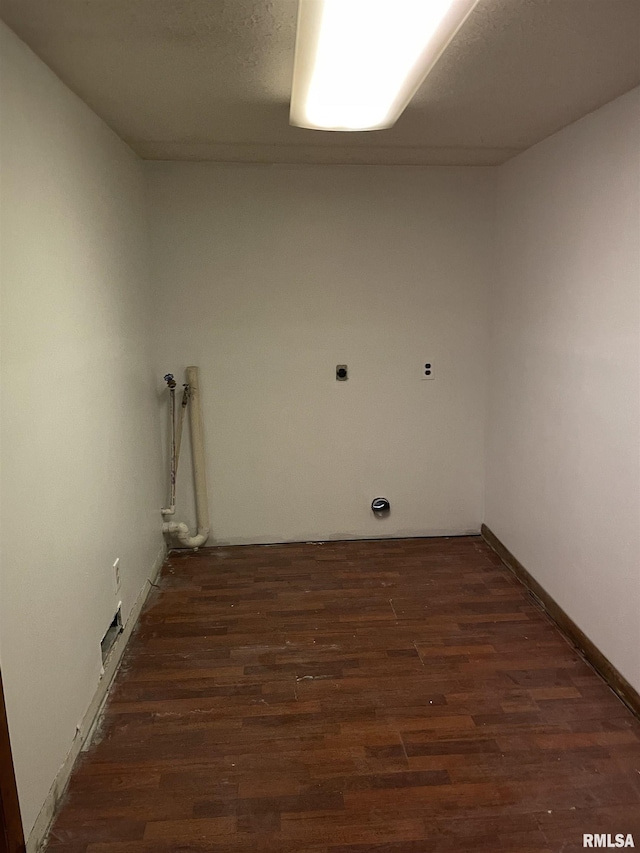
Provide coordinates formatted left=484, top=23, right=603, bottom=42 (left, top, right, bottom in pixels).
left=290, top=0, right=479, bottom=132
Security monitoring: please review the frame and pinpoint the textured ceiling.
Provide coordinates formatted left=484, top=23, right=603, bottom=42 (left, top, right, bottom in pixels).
left=1, top=0, right=639, bottom=165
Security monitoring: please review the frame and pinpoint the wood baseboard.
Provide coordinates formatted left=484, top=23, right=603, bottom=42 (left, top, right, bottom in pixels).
left=481, top=523, right=640, bottom=721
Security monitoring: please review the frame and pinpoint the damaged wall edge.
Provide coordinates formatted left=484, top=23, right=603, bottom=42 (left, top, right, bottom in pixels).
left=26, top=544, right=167, bottom=853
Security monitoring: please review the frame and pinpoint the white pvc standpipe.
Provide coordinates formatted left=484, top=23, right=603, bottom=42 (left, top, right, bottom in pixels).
left=163, top=366, right=211, bottom=549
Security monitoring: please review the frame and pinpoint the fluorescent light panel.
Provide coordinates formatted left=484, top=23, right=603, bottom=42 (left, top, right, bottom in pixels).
left=290, top=0, right=479, bottom=132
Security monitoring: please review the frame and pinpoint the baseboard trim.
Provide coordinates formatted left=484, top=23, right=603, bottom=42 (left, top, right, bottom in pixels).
left=187, top=530, right=482, bottom=549
left=28, top=544, right=167, bottom=853
left=481, top=524, right=640, bottom=721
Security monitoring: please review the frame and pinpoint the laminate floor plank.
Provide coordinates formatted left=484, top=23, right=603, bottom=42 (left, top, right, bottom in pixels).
left=44, top=537, right=640, bottom=852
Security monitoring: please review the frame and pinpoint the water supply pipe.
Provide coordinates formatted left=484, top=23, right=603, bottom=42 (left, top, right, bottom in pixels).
left=161, top=377, right=190, bottom=517
left=161, top=374, right=177, bottom=516
left=162, top=366, right=211, bottom=549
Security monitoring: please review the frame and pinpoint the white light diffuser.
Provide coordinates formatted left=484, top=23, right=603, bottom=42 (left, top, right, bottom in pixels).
left=290, top=0, right=479, bottom=132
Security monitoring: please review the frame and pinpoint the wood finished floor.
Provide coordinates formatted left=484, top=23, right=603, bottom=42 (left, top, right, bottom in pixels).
left=45, top=537, right=640, bottom=853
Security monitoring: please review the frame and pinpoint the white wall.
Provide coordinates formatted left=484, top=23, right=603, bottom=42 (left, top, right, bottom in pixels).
left=147, top=163, right=494, bottom=545
left=0, top=23, right=165, bottom=839
left=485, top=87, right=640, bottom=693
